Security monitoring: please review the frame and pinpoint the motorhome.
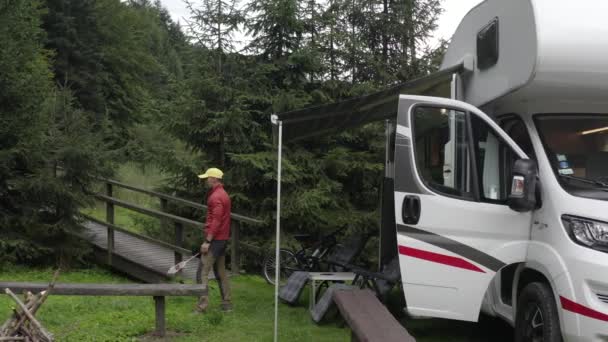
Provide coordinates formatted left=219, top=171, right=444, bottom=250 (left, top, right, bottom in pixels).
left=272, top=0, right=608, bottom=340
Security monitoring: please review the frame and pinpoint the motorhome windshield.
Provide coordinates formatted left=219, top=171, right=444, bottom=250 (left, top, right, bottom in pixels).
left=535, top=115, right=608, bottom=199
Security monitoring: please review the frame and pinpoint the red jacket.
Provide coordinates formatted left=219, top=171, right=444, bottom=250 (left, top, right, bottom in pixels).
left=205, top=184, right=231, bottom=240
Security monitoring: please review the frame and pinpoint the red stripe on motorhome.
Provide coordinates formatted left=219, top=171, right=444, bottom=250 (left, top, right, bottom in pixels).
left=398, top=245, right=485, bottom=273
left=560, top=296, right=608, bottom=322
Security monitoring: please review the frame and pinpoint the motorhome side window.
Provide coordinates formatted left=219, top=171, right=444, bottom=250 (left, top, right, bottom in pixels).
left=412, top=107, right=517, bottom=203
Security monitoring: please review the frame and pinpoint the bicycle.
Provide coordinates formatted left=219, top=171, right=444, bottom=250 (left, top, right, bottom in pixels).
left=262, top=227, right=345, bottom=285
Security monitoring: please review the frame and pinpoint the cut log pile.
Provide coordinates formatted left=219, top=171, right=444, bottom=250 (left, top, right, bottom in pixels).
left=0, top=270, right=59, bottom=342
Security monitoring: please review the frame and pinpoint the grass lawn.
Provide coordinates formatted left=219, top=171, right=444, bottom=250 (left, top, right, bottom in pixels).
left=0, top=266, right=349, bottom=342
left=0, top=266, right=515, bottom=342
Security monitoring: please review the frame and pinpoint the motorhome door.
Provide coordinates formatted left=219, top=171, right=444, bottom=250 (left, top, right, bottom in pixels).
left=394, top=95, right=534, bottom=321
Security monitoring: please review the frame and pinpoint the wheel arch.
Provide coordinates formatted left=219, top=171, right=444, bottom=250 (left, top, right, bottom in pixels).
left=513, top=263, right=568, bottom=339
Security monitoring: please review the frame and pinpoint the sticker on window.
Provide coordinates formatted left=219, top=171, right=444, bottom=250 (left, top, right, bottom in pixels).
left=556, top=154, right=573, bottom=174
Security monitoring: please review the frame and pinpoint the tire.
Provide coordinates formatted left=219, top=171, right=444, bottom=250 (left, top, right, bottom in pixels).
left=263, top=248, right=298, bottom=285
left=514, top=282, right=562, bottom=342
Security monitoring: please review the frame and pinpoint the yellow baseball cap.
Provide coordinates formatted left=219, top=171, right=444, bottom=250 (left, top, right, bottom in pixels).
left=198, top=167, right=223, bottom=179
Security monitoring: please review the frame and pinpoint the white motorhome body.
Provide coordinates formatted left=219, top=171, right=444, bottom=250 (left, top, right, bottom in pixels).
left=394, top=0, right=608, bottom=341
left=441, top=0, right=608, bottom=107
left=271, top=1, right=608, bottom=340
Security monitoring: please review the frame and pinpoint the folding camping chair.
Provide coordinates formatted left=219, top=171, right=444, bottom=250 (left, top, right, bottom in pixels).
left=310, top=256, right=401, bottom=323
left=278, top=233, right=368, bottom=306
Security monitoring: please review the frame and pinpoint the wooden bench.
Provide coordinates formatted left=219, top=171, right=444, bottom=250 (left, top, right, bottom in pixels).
left=0, top=282, right=207, bottom=337
left=333, top=289, right=415, bottom=342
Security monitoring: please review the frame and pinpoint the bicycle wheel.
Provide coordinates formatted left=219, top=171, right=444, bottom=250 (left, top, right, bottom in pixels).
left=263, top=248, right=298, bottom=285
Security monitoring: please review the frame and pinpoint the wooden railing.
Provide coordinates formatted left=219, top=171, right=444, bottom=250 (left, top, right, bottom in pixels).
left=90, top=178, right=263, bottom=275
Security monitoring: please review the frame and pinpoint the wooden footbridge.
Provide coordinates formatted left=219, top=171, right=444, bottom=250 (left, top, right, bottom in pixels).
left=77, top=178, right=263, bottom=283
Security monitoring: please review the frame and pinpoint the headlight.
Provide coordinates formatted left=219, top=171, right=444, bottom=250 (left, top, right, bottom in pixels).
left=562, top=215, right=608, bottom=252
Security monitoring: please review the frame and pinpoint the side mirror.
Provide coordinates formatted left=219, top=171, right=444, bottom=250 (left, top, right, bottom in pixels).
left=508, top=159, right=538, bottom=212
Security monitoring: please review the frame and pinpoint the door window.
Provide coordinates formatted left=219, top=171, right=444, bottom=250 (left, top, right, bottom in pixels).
left=412, top=106, right=519, bottom=204
left=412, top=107, right=474, bottom=199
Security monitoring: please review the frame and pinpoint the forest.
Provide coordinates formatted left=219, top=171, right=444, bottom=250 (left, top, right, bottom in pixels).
left=0, top=0, right=446, bottom=266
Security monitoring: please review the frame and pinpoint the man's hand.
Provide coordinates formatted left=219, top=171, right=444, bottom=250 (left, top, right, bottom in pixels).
left=200, top=242, right=210, bottom=255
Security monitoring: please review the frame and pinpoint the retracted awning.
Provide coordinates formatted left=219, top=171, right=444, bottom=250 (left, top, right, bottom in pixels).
left=272, top=63, right=463, bottom=142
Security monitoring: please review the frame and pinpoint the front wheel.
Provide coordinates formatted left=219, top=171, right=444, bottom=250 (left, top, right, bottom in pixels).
left=514, top=282, right=562, bottom=342
left=263, top=248, right=298, bottom=285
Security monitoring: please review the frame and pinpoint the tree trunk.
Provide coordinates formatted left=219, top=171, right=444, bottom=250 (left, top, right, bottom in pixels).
left=219, top=131, right=225, bottom=168
left=277, top=24, right=283, bottom=60
left=382, top=0, right=389, bottom=68
left=309, top=0, right=316, bottom=83
left=351, top=0, right=356, bottom=83
left=330, top=25, right=336, bottom=81
left=217, top=0, right=222, bottom=75
left=408, top=0, right=416, bottom=76
left=410, top=36, right=416, bottom=74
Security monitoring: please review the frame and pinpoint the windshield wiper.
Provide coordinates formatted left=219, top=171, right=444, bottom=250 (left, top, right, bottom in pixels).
left=559, top=174, right=608, bottom=188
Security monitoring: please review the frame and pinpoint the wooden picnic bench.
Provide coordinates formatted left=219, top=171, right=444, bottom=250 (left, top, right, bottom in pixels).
left=0, top=282, right=207, bottom=337
left=333, top=289, right=415, bottom=342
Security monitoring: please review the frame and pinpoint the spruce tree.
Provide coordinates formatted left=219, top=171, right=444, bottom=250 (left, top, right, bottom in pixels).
left=0, top=1, right=108, bottom=265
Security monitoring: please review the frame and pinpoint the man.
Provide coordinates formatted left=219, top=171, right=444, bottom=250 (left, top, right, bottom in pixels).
left=196, top=167, right=232, bottom=313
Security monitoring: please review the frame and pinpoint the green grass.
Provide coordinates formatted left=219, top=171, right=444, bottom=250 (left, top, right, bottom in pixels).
left=0, top=266, right=514, bottom=342
left=0, top=266, right=349, bottom=341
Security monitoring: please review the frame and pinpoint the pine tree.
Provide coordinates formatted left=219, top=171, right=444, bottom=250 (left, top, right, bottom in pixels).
left=172, top=0, right=253, bottom=170
left=44, top=0, right=167, bottom=148
left=380, top=0, right=443, bottom=82
left=0, top=1, right=108, bottom=265
left=43, top=0, right=105, bottom=117
left=185, top=0, right=243, bottom=79
left=246, top=0, right=304, bottom=60
left=319, top=0, right=341, bottom=81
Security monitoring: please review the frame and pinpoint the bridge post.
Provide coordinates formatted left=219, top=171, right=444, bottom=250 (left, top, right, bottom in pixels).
left=107, top=226, right=114, bottom=266
left=106, top=182, right=114, bottom=225
left=153, top=296, right=166, bottom=337
left=174, top=222, right=183, bottom=266
left=231, top=221, right=240, bottom=274
left=106, top=182, right=114, bottom=265
left=159, top=198, right=168, bottom=229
